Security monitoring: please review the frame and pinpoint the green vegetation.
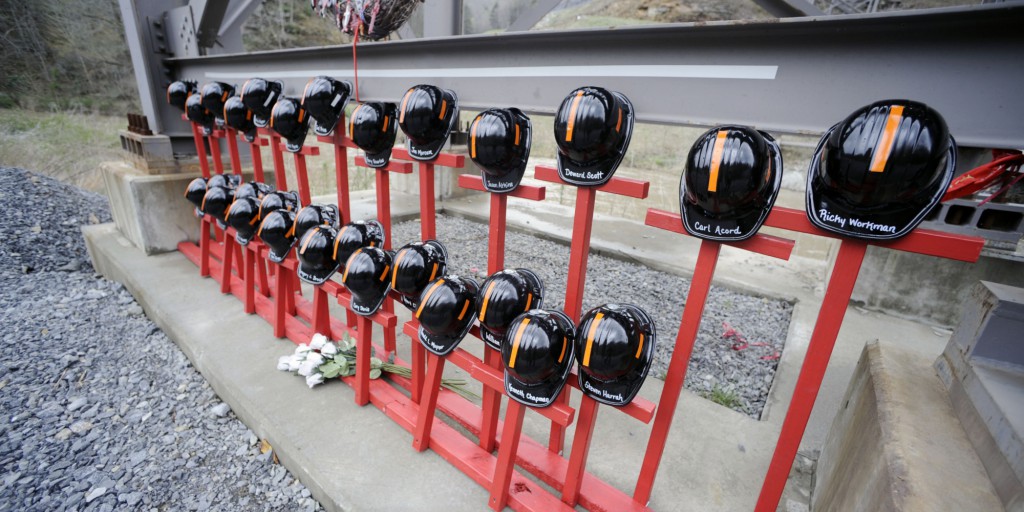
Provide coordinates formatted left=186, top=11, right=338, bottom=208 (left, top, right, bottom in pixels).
left=703, top=386, right=745, bottom=411
left=0, top=109, right=123, bottom=192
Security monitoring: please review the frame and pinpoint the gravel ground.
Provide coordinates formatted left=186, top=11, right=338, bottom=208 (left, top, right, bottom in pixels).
left=0, top=168, right=322, bottom=511
left=392, top=215, right=794, bottom=418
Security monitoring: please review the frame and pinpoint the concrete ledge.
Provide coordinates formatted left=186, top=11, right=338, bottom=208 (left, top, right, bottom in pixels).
left=82, top=223, right=487, bottom=511
left=813, top=341, right=1001, bottom=511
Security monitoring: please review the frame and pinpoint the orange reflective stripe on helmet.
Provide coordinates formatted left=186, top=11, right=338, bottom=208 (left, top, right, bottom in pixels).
left=301, top=80, right=313, bottom=106
left=508, top=318, right=531, bottom=369
left=478, top=280, right=497, bottom=322
left=707, top=129, right=729, bottom=193
left=288, top=207, right=305, bottom=238
left=298, top=108, right=306, bottom=123
left=349, top=104, right=362, bottom=136
left=438, top=100, right=447, bottom=120
left=391, top=249, right=407, bottom=288
left=636, top=332, right=644, bottom=359
left=558, top=335, right=568, bottom=364
left=870, top=105, right=905, bottom=173
left=470, top=118, right=480, bottom=159
left=615, top=108, right=623, bottom=133
left=582, top=312, right=604, bottom=367
left=565, top=90, right=585, bottom=142
left=342, top=248, right=361, bottom=282
left=382, top=115, right=389, bottom=132
left=524, top=292, right=532, bottom=312
left=332, top=225, right=349, bottom=260
left=415, top=279, right=445, bottom=318
left=399, top=89, right=413, bottom=124
left=514, top=123, right=521, bottom=146
left=379, top=264, right=390, bottom=282
left=457, top=298, right=471, bottom=321
left=240, top=79, right=251, bottom=101
left=298, top=229, right=316, bottom=255
left=428, top=262, right=439, bottom=282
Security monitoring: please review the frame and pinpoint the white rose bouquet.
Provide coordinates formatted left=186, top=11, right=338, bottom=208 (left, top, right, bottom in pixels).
left=277, top=333, right=478, bottom=399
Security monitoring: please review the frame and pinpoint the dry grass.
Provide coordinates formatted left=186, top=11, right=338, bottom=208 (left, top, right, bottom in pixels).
left=0, top=109, right=124, bottom=192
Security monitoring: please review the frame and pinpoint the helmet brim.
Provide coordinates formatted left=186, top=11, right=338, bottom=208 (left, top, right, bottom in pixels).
left=481, top=109, right=532, bottom=193
left=418, top=278, right=480, bottom=357
left=350, top=283, right=391, bottom=317
left=577, top=304, right=656, bottom=407
left=505, top=356, right=573, bottom=409
left=805, top=126, right=955, bottom=241
left=267, top=244, right=294, bottom=264
left=283, top=130, right=309, bottom=153
left=556, top=92, right=634, bottom=187
left=297, top=261, right=340, bottom=286
left=407, top=89, right=459, bottom=162
left=680, top=131, right=783, bottom=242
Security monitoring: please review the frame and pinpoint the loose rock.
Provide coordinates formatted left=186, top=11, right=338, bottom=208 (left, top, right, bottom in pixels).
left=0, top=168, right=323, bottom=510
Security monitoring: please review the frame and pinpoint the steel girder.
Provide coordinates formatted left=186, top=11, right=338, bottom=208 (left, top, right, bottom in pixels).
left=165, top=3, right=1024, bottom=149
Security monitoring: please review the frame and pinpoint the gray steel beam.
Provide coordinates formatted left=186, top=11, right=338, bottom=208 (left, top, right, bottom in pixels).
left=507, top=0, right=564, bottom=32
left=423, top=0, right=463, bottom=37
left=165, top=4, right=1024, bottom=149
left=750, top=0, right=825, bottom=17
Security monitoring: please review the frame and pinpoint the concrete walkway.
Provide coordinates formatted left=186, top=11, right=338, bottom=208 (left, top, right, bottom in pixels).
left=83, top=187, right=960, bottom=511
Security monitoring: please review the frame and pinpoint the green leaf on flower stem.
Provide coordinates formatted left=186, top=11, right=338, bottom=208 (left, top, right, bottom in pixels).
left=369, top=368, right=382, bottom=380
left=320, top=362, right=340, bottom=375
left=333, top=354, right=348, bottom=365
left=338, top=359, right=349, bottom=375
left=322, top=366, right=341, bottom=379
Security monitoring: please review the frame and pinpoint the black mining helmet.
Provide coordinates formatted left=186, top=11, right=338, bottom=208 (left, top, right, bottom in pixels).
left=258, top=190, right=299, bottom=221
left=349, top=102, right=399, bottom=169
left=240, top=78, right=283, bottom=128
left=301, top=76, right=353, bottom=137
left=398, top=84, right=459, bottom=161
left=270, top=97, right=310, bottom=153
left=575, top=303, right=656, bottom=407
left=680, top=126, right=783, bottom=242
left=416, top=275, right=480, bottom=357
left=185, top=93, right=214, bottom=134
left=290, top=204, right=341, bottom=247
left=476, top=268, right=544, bottom=351
left=470, top=108, right=532, bottom=194
left=224, top=96, right=257, bottom=143
left=553, top=86, right=634, bottom=187
left=806, top=99, right=956, bottom=240
left=502, top=309, right=576, bottom=409
left=389, top=240, right=448, bottom=312
left=184, top=177, right=208, bottom=210
left=331, top=220, right=386, bottom=274
left=200, top=81, right=235, bottom=123
left=296, top=225, right=341, bottom=286
left=257, top=209, right=298, bottom=263
left=225, top=182, right=273, bottom=246
left=200, top=185, right=234, bottom=225
left=341, top=246, right=394, bottom=317
left=167, top=80, right=197, bottom=112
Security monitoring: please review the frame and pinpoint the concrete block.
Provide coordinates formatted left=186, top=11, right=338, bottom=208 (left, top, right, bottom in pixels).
left=850, top=246, right=1024, bottom=327
left=813, top=341, right=1001, bottom=512
left=118, top=131, right=177, bottom=174
left=936, top=281, right=1024, bottom=511
left=102, top=160, right=253, bottom=254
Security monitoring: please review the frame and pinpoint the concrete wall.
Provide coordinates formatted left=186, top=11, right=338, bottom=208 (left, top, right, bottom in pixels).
left=851, top=246, right=1024, bottom=327
left=813, top=341, right=1001, bottom=511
